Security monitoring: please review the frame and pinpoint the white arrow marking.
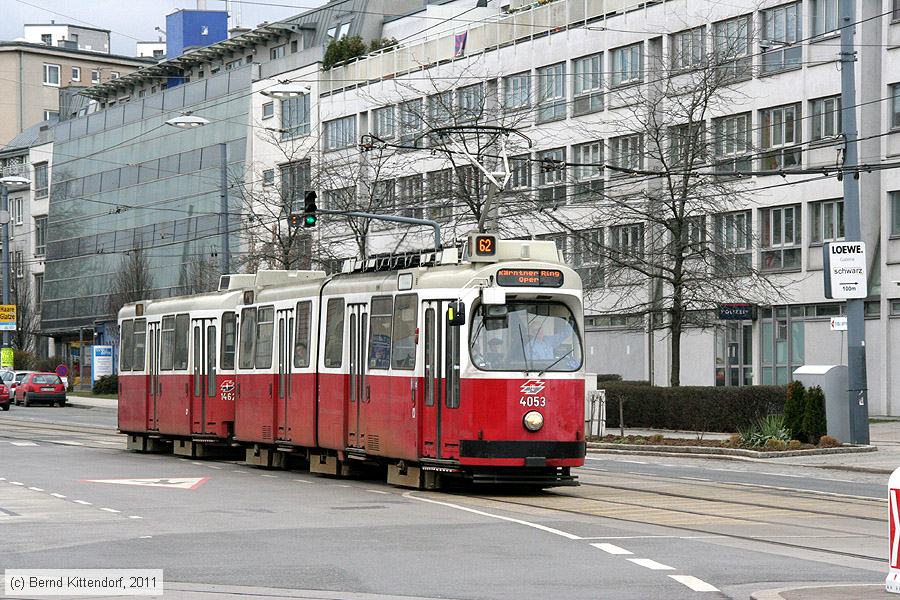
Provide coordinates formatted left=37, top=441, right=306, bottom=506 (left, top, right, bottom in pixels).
left=83, top=477, right=209, bottom=490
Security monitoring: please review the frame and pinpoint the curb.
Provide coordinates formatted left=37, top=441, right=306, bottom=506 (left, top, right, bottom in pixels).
left=586, top=441, right=877, bottom=459
left=749, top=583, right=883, bottom=600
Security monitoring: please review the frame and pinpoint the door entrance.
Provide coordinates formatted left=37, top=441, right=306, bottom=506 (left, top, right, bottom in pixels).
left=421, top=300, right=460, bottom=459
left=191, top=319, right=217, bottom=434
left=276, top=309, right=294, bottom=441
left=348, top=303, right=368, bottom=449
left=147, top=321, right=161, bottom=431
left=716, top=321, right=752, bottom=386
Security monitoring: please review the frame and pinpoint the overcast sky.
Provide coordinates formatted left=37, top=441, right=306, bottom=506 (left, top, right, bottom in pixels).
left=2, top=0, right=325, bottom=56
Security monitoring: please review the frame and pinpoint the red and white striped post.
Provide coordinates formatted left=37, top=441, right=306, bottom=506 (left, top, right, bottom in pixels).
left=889, top=466, right=900, bottom=594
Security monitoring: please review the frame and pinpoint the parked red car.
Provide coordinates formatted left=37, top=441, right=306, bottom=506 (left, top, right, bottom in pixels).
left=0, top=380, right=9, bottom=411
left=15, top=373, right=66, bottom=407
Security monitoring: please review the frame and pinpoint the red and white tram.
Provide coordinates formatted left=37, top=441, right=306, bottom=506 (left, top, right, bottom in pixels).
left=118, top=237, right=586, bottom=487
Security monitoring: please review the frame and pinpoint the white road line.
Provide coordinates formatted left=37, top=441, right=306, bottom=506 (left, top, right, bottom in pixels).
left=293, top=479, right=315, bottom=483
left=758, top=472, right=804, bottom=478
left=404, top=492, right=581, bottom=540
left=73, top=500, right=92, bottom=505
left=128, top=516, right=143, bottom=519
left=53, top=440, right=84, bottom=446
left=619, top=460, right=649, bottom=465
left=669, top=575, right=720, bottom=592
left=260, top=474, right=278, bottom=478
left=626, top=558, right=675, bottom=571
left=590, top=543, right=633, bottom=555
left=0, top=477, right=6, bottom=481
left=364, top=489, right=390, bottom=495
left=680, top=477, right=711, bottom=482
left=96, top=441, right=123, bottom=445
left=10, top=442, right=37, bottom=446
left=581, top=536, right=677, bottom=540
left=139, top=535, right=152, bottom=539
left=335, top=484, right=351, bottom=487
left=50, top=493, right=66, bottom=499
left=191, top=462, right=203, bottom=466
left=10, top=481, right=23, bottom=486
left=99, top=507, right=120, bottom=513
left=27, top=487, right=44, bottom=491
left=207, top=465, right=222, bottom=469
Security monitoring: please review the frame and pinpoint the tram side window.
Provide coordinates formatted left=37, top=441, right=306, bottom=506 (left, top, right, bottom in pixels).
left=255, top=306, right=275, bottom=369
left=221, top=312, right=236, bottom=369
left=133, top=319, right=147, bottom=371
left=160, top=316, right=176, bottom=370
left=391, top=294, right=417, bottom=370
left=323, top=298, right=344, bottom=368
left=120, top=320, right=134, bottom=371
left=294, top=301, right=311, bottom=368
left=174, top=314, right=190, bottom=369
left=368, top=296, right=393, bottom=370
left=239, top=307, right=257, bottom=369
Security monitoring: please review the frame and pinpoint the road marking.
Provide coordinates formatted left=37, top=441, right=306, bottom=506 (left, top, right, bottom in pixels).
left=10, top=442, right=37, bottom=446
left=50, top=493, right=66, bottom=498
left=207, top=465, right=222, bottom=469
left=669, top=575, right=720, bottom=592
left=581, top=536, right=676, bottom=540
left=10, top=481, right=23, bottom=486
left=99, top=507, right=121, bottom=513
left=73, top=500, right=92, bottom=505
left=590, top=543, right=633, bottom=555
left=680, top=477, right=711, bottom=482
left=83, top=477, right=209, bottom=490
left=626, top=558, right=675, bottom=570
left=365, top=489, right=390, bottom=495
left=139, top=535, right=152, bottom=539
left=0, top=477, right=6, bottom=481
left=260, top=474, right=277, bottom=478
left=619, top=460, right=649, bottom=465
left=53, top=440, right=84, bottom=446
left=758, top=472, right=804, bottom=478
left=293, top=479, right=315, bottom=484
left=27, top=487, right=44, bottom=491
left=128, top=516, right=142, bottom=519
left=404, top=492, right=581, bottom=540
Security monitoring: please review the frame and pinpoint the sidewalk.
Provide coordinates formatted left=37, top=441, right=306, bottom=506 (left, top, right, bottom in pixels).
left=66, top=394, right=117, bottom=409
left=751, top=583, right=887, bottom=599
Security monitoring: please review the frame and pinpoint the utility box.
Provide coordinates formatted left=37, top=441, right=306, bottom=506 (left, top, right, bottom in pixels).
left=792, top=365, right=850, bottom=443
left=584, top=374, right=605, bottom=437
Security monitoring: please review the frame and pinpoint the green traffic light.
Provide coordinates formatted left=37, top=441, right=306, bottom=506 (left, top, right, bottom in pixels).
left=304, top=214, right=317, bottom=226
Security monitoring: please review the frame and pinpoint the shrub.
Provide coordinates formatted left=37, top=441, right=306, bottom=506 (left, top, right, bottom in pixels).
left=727, top=433, right=742, bottom=448
left=596, top=374, right=623, bottom=383
left=784, top=380, right=806, bottom=442
left=368, top=37, right=397, bottom=52
left=817, top=435, right=841, bottom=448
left=764, top=438, right=788, bottom=451
left=802, top=386, right=828, bottom=444
left=788, top=440, right=803, bottom=450
left=740, top=414, right=790, bottom=448
left=92, top=374, right=119, bottom=395
left=601, top=383, right=787, bottom=433
left=323, top=35, right=368, bottom=70
left=13, top=349, right=38, bottom=370
left=648, top=434, right=664, bottom=444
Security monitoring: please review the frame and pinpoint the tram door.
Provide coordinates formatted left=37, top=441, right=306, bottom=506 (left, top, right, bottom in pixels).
left=347, top=303, right=368, bottom=449
left=147, top=321, right=161, bottom=431
left=421, top=300, right=452, bottom=459
left=275, top=309, right=294, bottom=441
left=190, top=318, right=217, bottom=435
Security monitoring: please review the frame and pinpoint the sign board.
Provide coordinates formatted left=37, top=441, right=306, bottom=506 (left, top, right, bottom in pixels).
left=717, top=303, right=756, bottom=321
left=467, top=232, right=498, bottom=263
left=0, top=304, right=16, bottom=331
left=91, top=345, right=114, bottom=385
left=830, top=316, right=848, bottom=331
left=496, top=268, right=563, bottom=288
left=0, top=347, right=12, bottom=369
left=55, top=364, right=68, bottom=378
left=824, top=242, right=868, bottom=299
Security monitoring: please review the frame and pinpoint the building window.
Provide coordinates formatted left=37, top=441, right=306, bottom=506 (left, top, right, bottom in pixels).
left=397, top=175, right=423, bottom=219
left=373, top=106, right=395, bottom=139
left=91, top=69, right=100, bottom=84
left=507, top=154, right=532, bottom=192
left=537, top=148, right=566, bottom=206
left=761, top=205, right=802, bottom=271
left=811, top=0, right=839, bottom=36
left=610, top=223, right=644, bottom=262
left=669, top=123, right=705, bottom=166
left=41, top=34, right=51, bottom=45
left=571, top=228, right=604, bottom=287
left=671, top=26, right=705, bottom=70
left=261, top=101, right=274, bottom=120
left=327, top=22, right=351, bottom=41
left=894, top=0, right=900, bottom=20
left=11, top=197, right=22, bottom=225
left=279, top=160, right=310, bottom=212
left=373, top=179, right=395, bottom=212
left=14, top=251, right=23, bottom=278
left=427, top=91, right=453, bottom=140
left=503, top=72, right=530, bottom=110
left=761, top=306, right=805, bottom=385
left=35, top=216, right=47, bottom=256
left=889, top=191, right=900, bottom=236
left=34, top=162, right=48, bottom=199
left=71, top=66, right=81, bottom=82
left=110, top=71, right=120, bottom=79
left=34, top=273, right=42, bottom=306
left=811, top=96, right=841, bottom=141
left=714, top=15, right=752, bottom=81
left=426, top=170, right=453, bottom=221
left=457, top=83, right=484, bottom=121
left=262, top=169, right=274, bottom=186
left=573, top=53, right=603, bottom=115
left=714, top=210, right=752, bottom=274
left=291, top=40, right=299, bottom=53
left=762, top=2, right=802, bottom=73
left=892, top=299, right=900, bottom=316
left=610, top=134, right=643, bottom=171
left=321, top=186, right=354, bottom=211
left=892, top=84, right=900, bottom=129
left=42, top=110, right=59, bottom=121
left=572, top=141, right=603, bottom=201
left=536, top=62, right=566, bottom=123
left=42, top=63, right=60, bottom=86
left=280, top=95, right=310, bottom=139
left=714, top=113, right=751, bottom=172
left=611, top=43, right=642, bottom=86
left=325, top=115, right=356, bottom=151
left=760, top=103, right=801, bottom=170
left=398, top=99, right=424, bottom=147
left=270, top=45, right=286, bottom=60
left=809, top=199, right=844, bottom=244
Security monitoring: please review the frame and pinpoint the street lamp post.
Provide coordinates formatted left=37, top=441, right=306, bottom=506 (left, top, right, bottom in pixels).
left=0, top=175, right=31, bottom=367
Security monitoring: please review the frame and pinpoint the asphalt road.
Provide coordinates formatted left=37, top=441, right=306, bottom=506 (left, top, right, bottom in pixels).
left=0, top=402, right=118, bottom=429
left=0, top=412, right=887, bottom=600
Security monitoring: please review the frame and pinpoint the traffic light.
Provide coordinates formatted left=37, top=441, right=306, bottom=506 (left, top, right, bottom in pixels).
left=302, top=191, right=317, bottom=228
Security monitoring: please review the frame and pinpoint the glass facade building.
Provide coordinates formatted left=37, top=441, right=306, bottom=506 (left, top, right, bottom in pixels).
left=42, top=66, right=250, bottom=333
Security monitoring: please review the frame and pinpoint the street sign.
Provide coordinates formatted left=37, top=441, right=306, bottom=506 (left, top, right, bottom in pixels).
left=55, top=364, right=68, bottom=378
left=83, top=477, right=209, bottom=490
left=824, top=241, right=868, bottom=299
left=0, top=304, right=16, bottom=331
left=717, top=303, right=757, bottom=321
left=830, top=317, right=848, bottom=331
left=0, top=347, right=12, bottom=368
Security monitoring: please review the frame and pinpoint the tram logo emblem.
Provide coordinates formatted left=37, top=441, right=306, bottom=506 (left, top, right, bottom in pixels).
left=520, top=379, right=546, bottom=395
left=891, top=488, right=900, bottom=569
left=220, top=380, right=236, bottom=401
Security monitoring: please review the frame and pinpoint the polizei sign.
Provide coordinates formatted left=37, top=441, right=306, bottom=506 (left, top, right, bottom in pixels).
left=823, top=241, right=868, bottom=299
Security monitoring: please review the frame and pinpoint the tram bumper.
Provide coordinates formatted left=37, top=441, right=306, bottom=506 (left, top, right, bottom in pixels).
left=455, top=440, right=585, bottom=486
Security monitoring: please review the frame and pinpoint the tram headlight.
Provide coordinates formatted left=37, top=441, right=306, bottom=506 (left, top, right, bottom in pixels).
left=523, top=410, right=544, bottom=432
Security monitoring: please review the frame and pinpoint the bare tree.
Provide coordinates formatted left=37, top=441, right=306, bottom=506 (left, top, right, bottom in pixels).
left=108, top=246, right=155, bottom=316
left=10, top=271, right=37, bottom=352
left=180, top=255, right=221, bottom=295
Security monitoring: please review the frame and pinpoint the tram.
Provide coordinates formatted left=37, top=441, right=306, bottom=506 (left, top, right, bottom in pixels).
left=118, top=235, right=586, bottom=487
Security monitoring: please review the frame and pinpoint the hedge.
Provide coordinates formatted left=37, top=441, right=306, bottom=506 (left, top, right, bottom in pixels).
left=92, top=374, right=119, bottom=395
left=601, top=383, right=787, bottom=433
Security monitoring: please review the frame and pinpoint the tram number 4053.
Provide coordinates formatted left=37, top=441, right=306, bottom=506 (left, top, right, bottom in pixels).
left=520, top=396, right=547, bottom=407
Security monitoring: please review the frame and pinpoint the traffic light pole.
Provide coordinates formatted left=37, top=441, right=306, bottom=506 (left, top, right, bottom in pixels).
left=838, top=0, right=869, bottom=445
left=1, top=184, right=9, bottom=352
left=314, top=209, right=443, bottom=252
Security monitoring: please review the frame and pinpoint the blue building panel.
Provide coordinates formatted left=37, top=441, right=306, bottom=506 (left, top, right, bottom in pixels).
left=165, top=9, right=228, bottom=59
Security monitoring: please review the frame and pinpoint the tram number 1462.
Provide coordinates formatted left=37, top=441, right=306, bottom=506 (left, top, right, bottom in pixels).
left=520, top=396, right=547, bottom=407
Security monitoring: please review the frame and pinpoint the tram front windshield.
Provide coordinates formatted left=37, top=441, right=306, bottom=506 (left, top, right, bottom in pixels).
left=470, top=301, right=582, bottom=372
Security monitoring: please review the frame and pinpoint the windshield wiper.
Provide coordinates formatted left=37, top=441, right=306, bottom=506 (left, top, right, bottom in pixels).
left=538, top=348, right=575, bottom=377
left=517, top=323, right=532, bottom=373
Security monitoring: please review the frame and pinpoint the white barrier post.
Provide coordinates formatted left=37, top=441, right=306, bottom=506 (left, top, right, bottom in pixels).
left=888, top=466, right=900, bottom=594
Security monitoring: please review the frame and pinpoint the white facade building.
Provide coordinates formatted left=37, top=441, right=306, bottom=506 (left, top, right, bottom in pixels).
left=135, top=41, right=166, bottom=60
left=23, top=23, right=111, bottom=54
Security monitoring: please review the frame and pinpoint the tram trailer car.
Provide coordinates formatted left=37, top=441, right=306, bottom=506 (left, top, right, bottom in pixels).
left=118, top=238, right=586, bottom=487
